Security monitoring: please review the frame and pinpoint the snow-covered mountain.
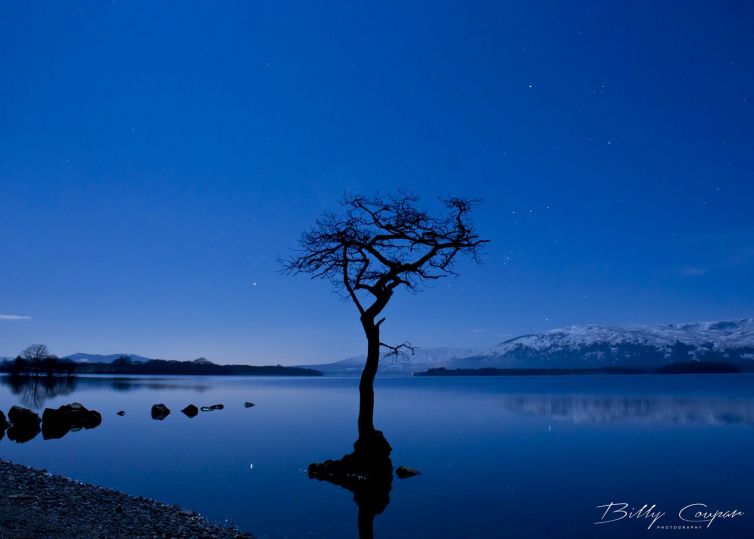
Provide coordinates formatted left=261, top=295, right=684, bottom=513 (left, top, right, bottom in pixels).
left=449, top=319, right=754, bottom=370
left=37, top=319, right=754, bottom=373
left=64, top=353, right=153, bottom=364
left=308, top=319, right=754, bottom=374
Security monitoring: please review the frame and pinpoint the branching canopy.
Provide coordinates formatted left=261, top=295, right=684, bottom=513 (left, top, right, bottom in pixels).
left=22, top=344, right=49, bottom=363
left=282, top=192, right=488, bottom=327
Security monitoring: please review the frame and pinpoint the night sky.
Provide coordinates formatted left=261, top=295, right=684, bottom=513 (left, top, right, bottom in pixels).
left=1, top=1, right=753, bottom=364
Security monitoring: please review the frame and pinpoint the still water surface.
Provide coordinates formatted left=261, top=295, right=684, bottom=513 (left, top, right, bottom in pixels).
left=1, top=374, right=753, bottom=538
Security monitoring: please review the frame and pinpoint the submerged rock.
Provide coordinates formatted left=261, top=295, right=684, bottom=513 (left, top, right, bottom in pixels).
left=200, top=404, right=224, bottom=412
left=181, top=404, right=199, bottom=418
left=42, top=403, right=102, bottom=440
left=243, top=402, right=255, bottom=408
left=395, top=466, right=421, bottom=479
left=151, top=404, right=171, bottom=420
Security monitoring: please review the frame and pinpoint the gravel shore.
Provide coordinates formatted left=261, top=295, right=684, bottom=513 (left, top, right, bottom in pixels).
left=0, top=460, right=254, bottom=539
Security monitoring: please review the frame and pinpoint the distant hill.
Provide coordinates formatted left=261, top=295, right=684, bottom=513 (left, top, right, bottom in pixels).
left=300, top=347, right=481, bottom=375
left=303, top=319, right=754, bottom=374
left=64, top=353, right=153, bottom=364
left=70, top=359, right=321, bottom=376
left=191, top=357, right=214, bottom=365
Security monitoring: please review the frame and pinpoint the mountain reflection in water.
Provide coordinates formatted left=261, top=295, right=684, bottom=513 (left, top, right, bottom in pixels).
left=500, top=393, right=754, bottom=425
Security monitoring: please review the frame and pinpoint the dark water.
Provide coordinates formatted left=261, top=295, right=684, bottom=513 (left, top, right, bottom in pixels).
left=1, top=374, right=753, bottom=538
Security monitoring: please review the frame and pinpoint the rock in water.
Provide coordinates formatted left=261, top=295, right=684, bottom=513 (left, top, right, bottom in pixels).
left=244, top=402, right=255, bottom=408
left=151, top=404, right=171, bottom=420
left=0, top=410, right=8, bottom=430
left=395, top=466, right=421, bottom=479
left=44, top=403, right=102, bottom=428
left=42, top=403, right=102, bottom=440
left=181, top=404, right=199, bottom=418
left=8, top=406, right=41, bottom=428
left=116, top=410, right=126, bottom=416
left=7, top=406, right=42, bottom=443
left=200, top=404, right=224, bottom=411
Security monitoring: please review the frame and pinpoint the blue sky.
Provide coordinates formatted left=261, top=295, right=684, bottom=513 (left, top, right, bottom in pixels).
left=1, top=1, right=753, bottom=364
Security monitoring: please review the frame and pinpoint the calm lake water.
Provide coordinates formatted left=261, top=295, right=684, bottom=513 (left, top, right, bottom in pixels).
left=1, top=374, right=753, bottom=538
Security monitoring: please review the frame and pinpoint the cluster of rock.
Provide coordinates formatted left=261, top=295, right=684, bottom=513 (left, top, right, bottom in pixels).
left=0, top=404, right=101, bottom=443
left=147, top=402, right=254, bottom=420
left=0, top=400, right=258, bottom=442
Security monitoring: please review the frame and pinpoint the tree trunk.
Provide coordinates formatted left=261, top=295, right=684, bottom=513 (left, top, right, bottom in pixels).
left=357, top=319, right=380, bottom=438
left=306, top=315, right=393, bottom=532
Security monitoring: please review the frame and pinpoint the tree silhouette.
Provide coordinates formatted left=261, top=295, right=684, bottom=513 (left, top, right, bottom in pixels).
left=21, top=344, right=50, bottom=377
left=283, top=192, right=487, bottom=473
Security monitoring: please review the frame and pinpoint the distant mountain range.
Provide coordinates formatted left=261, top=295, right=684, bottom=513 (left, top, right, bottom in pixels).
left=63, top=353, right=153, bottom=364
left=301, top=347, right=480, bottom=375
left=12, top=319, right=753, bottom=375
left=60, top=353, right=221, bottom=366
left=302, top=319, right=754, bottom=374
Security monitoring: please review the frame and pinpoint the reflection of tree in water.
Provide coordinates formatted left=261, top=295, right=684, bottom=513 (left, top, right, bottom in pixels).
left=1, top=375, right=77, bottom=409
left=1, top=375, right=211, bottom=406
left=309, top=461, right=392, bottom=539
left=352, top=478, right=391, bottom=539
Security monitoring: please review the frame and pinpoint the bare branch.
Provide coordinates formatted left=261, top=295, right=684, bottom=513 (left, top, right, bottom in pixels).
left=379, top=341, right=416, bottom=361
left=280, top=192, right=489, bottom=322
left=342, top=246, right=365, bottom=315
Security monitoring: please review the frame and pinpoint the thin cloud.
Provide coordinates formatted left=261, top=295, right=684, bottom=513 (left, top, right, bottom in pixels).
left=0, top=314, right=32, bottom=320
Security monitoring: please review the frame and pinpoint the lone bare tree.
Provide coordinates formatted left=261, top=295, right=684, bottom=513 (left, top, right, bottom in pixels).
left=21, top=344, right=50, bottom=377
left=283, top=192, right=487, bottom=475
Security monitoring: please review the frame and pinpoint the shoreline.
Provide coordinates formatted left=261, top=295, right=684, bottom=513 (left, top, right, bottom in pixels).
left=0, top=460, right=253, bottom=539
